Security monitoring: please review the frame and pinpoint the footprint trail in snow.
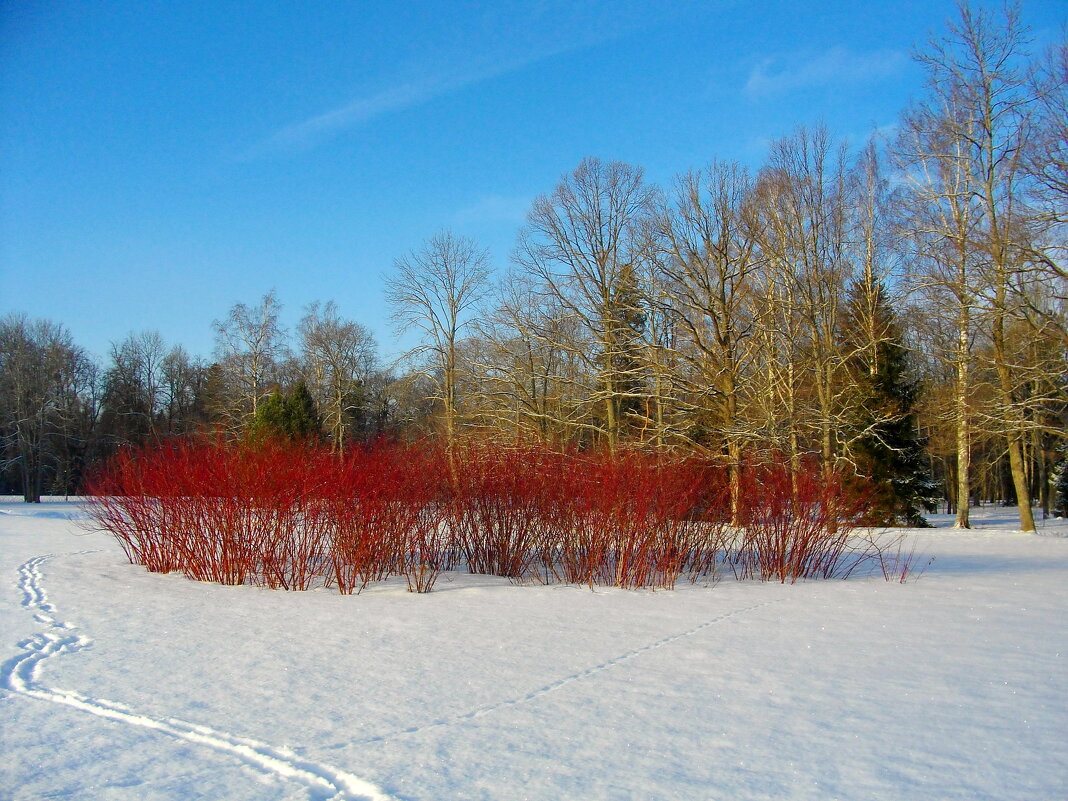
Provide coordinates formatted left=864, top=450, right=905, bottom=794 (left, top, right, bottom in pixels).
left=357, top=596, right=784, bottom=745
left=6, top=551, right=783, bottom=798
left=2, top=553, right=397, bottom=801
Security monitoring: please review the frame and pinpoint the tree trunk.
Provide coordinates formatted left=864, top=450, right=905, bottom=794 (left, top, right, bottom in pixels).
left=954, top=319, right=970, bottom=529
left=992, top=303, right=1036, bottom=532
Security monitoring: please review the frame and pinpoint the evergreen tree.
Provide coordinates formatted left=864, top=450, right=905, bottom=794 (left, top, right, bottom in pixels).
left=1053, top=456, right=1068, bottom=518
left=248, top=382, right=322, bottom=443
left=605, top=262, right=648, bottom=436
left=248, top=388, right=287, bottom=441
left=845, top=282, right=938, bottom=526
left=284, top=381, right=322, bottom=441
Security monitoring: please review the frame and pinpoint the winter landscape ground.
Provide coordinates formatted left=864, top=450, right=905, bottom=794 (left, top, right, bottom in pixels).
left=1, top=498, right=1066, bottom=801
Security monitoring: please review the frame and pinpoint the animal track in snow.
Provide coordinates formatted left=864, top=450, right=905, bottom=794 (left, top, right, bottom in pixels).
left=3, top=553, right=397, bottom=801
left=359, top=596, right=783, bottom=745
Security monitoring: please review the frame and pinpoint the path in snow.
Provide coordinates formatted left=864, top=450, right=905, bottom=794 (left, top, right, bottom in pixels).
left=1, top=552, right=398, bottom=801
left=3, top=547, right=787, bottom=799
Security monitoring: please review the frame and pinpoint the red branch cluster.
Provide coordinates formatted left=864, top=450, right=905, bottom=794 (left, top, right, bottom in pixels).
left=85, top=439, right=885, bottom=593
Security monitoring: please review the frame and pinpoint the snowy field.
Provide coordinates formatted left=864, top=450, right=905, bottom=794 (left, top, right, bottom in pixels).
left=1, top=499, right=1066, bottom=801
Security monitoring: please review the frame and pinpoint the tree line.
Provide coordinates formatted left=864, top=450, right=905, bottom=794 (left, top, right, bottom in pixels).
left=0, top=294, right=396, bottom=503
left=3, top=3, right=1065, bottom=528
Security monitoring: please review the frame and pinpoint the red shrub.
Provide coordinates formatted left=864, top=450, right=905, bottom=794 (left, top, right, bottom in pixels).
left=544, top=450, right=723, bottom=590
left=448, top=443, right=562, bottom=581
left=86, top=438, right=878, bottom=595
left=331, top=442, right=451, bottom=594
left=731, top=457, right=871, bottom=583
left=86, top=438, right=333, bottom=588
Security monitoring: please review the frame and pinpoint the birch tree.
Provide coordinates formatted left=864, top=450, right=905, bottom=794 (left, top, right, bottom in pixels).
left=897, top=81, right=984, bottom=528
left=212, top=290, right=287, bottom=431
left=904, top=1, right=1039, bottom=530
left=385, top=230, right=491, bottom=449
left=751, top=127, right=854, bottom=483
left=298, top=301, right=378, bottom=451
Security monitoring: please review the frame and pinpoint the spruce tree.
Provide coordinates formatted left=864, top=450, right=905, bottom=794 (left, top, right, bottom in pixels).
left=1053, top=456, right=1068, bottom=518
left=283, top=381, right=322, bottom=442
left=846, top=282, right=938, bottom=526
left=248, top=382, right=322, bottom=443
left=606, top=262, right=648, bottom=437
left=248, top=388, right=288, bottom=441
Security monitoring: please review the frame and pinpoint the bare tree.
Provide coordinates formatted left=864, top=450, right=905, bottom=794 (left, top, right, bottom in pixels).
left=469, top=270, right=594, bottom=446
left=848, top=140, right=901, bottom=377
left=1019, top=35, right=1068, bottom=344
left=897, top=76, right=985, bottom=528
left=1025, top=36, right=1068, bottom=229
left=514, top=157, right=656, bottom=450
left=212, top=290, right=288, bottom=431
left=97, top=331, right=210, bottom=447
left=298, top=301, right=378, bottom=451
left=101, top=331, right=167, bottom=442
left=650, top=160, right=762, bottom=516
left=49, top=347, right=98, bottom=495
left=750, top=126, right=855, bottom=488
left=904, top=1, right=1040, bottom=530
left=0, top=315, right=93, bottom=501
left=385, top=230, right=491, bottom=448
left=159, top=346, right=208, bottom=435
left=635, top=254, right=686, bottom=450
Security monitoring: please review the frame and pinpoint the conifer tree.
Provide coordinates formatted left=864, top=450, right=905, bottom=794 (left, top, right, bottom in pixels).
left=248, top=382, right=322, bottom=443
left=605, top=262, right=648, bottom=436
left=248, top=389, right=287, bottom=442
left=284, top=381, right=322, bottom=442
left=1053, top=456, right=1068, bottom=518
left=845, top=282, right=938, bottom=526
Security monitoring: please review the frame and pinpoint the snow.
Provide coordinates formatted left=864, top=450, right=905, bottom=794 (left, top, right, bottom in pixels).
left=2, top=499, right=1066, bottom=800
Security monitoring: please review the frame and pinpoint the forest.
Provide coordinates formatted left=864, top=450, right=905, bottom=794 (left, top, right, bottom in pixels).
left=2, top=4, right=1065, bottom=531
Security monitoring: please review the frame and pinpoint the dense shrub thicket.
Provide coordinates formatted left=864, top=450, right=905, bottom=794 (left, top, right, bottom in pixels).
left=86, top=438, right=898, bottom=593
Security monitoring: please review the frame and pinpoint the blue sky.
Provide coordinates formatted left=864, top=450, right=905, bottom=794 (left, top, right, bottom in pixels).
left=2, top=0, right=1064, bottom=366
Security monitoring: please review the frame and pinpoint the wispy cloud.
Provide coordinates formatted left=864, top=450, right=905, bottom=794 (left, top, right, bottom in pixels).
left=744, top=47, right=907, bottom=98
left=265, top=82, right=452, bottom=151
left=452, top=194, right=532, bottom=226
left=242, top=31, right=601, bottom=160
left=242, top=69, right=497, bottom=161
left=240, top=1, right=689, bottom=161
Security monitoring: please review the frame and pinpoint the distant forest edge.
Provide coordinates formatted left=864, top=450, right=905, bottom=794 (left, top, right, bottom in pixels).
left=3, top=4, right=1065, bottom=530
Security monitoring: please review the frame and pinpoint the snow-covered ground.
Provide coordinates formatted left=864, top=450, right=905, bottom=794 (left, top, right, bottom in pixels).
left=1, top=499, right=1066, bottom=801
